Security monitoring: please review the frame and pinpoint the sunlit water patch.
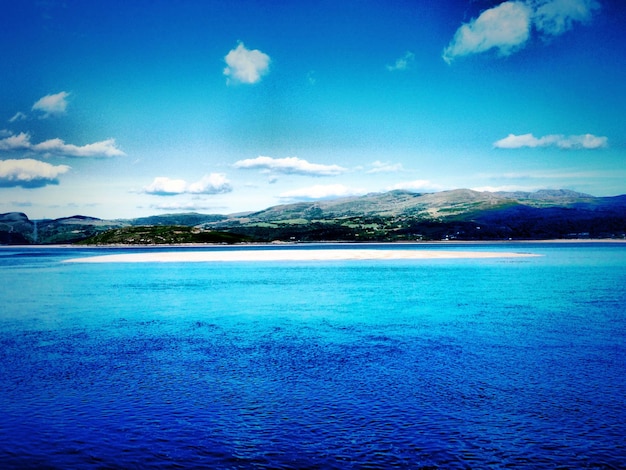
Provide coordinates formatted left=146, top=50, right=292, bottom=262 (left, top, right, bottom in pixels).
left=1, top=244, right=625, bottom=469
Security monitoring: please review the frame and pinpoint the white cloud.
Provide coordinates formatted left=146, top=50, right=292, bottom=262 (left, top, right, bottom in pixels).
left=223, top=42, right=270, bottom=84
left=187, top=173, right=232, bottom=194
left=386, top=51, right=415, bottom=71
left=280, top=184, right=366, bottom=201
left=0, top=132, right=32, bottom=151
left=534, top=0, right=600, bottom=36
left=143, top=177, right=188, bottom=195
left=32, top=91, right=70, bottom=118
left=443, top=0, right=600, bottom=63
left=9, top=112, right=27, bottom=123
left=494, top=133, right=608, bottom=149
left=234, top=156, right=348, bottom=176
left=0, top=132, right=125, bottom=157
left=0, top=158, right=70, bottom=188
left=33, top=138, right=126, bottom=157
left=443, top=1, right=532, bottom=64
left=143, top=174, right=232, bottom=196
left=386, top=179, right=442, bottom=192
left=366, top=160, right=405, bottom=174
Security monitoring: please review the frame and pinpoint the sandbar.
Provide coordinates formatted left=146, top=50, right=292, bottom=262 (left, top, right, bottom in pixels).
left=64, top=249, right=540, bottom=263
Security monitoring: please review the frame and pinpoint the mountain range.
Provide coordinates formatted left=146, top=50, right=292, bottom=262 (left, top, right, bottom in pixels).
left=2, top=189, right=626, bottom=245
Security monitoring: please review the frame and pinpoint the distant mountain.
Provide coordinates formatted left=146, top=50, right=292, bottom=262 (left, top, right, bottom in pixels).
left=2, top=189, right=626, bottom=244
left=0, top=212, right=33, bottom=245
left=8, top=214, right=130, bottom=245
left=0, top=212, right=227, bottom=244
left=197, top=189, right=626, bottom=242
left=211, top=189, right=603, bottom=224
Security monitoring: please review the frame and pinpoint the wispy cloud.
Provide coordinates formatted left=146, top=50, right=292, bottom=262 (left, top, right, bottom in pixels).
left=386, top=179, right=442, bottom=192
left=443, top=0, right=600, bottom=63
left=143, top=174, right=232, bottom=196
left=479, top=168, right=621, bottom=181
left=224, top=42, right=270, bottom=84
left=471, top=184, right=543, bottom=193
left=366, top=160, right=405, bottom=174
left=0, top=132, right=125, bottom=157
left=32, top=91, right=70, bottom=118
left=473, top=167, right=622, bottom=193
left=234, top=156, right=348, bottom=177
left=9, top=112, right=27, bottom=123
left=33, top=138, right=126, bottom=157
left=386, top=51, right=415, bottom=71
left=149, top=201, right=223, bottom=212
left=0, top=158, right=70, bottom=188
left=279, top=184, right=366, bottom=201
left=534, top=0, right=600, bottom=36
left=494, top=133, right=608, bottom=149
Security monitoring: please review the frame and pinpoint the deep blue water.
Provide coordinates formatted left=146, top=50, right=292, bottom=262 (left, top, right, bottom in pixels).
left=1, top=243, right=625, bottom=469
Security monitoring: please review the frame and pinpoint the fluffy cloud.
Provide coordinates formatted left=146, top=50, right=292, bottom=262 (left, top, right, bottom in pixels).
left=386, top=179, right=442, bottom=192
left=143, top=177, right=188, bottom=195
left=0, top=158, right=70, bottom=188
left=386, top=51, right=415, bottom=71
left=234, top=156, right=347, bottom=176
left=280, top=184, right=366, bottom=201
left=494, top=133, right=608, bottom=149
left=443, top=0, right=600, bottom=63
left=0, top=132, right=125, bottom=157
left=187, top=174, right=232, bottom=194
left=443, top=2, right=532, bottom=63
left=223, top=42, right=270, bottom=84
left=32, top=91, right=70, bottom=118
left=143, top=174, right=232, bottom=196
left=0, top=132, right=32, bottom=151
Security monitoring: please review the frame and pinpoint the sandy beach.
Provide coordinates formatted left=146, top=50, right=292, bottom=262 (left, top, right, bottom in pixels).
left=64, top=248, right=540, bottom=263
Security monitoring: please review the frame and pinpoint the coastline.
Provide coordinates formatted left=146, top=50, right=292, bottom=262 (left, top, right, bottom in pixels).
left=64, top=248, right=542, bottom=263
left=3, top=238, right=626, bottom=251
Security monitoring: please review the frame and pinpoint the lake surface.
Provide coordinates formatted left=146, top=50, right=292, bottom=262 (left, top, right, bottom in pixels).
left=1, top=243, right=625, bottom=469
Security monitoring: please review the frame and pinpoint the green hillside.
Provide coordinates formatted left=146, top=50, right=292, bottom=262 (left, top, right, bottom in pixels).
left=2, top=189, right=626, bottom=244
left=76, top=225, right=251, bottom=245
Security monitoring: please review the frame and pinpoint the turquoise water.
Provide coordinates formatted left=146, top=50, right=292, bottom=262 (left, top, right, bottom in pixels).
left=1, top=243, right=625, bottom=469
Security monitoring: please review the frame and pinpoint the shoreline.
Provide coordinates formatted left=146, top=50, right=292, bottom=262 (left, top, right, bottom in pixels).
left=2, top=238, right=626, bottom=251
left=64, top=248, right=541, bottom=263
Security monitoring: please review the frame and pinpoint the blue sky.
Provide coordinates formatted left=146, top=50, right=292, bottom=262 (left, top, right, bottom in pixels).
left=1, top=0, right=624, bottom=219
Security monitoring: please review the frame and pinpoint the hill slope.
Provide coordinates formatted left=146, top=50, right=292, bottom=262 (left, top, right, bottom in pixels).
left=201, top=189, right=626, bottom=241
left=2, top=189, right=625, bottom=244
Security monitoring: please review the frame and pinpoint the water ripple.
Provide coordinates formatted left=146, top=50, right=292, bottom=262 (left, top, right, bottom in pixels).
left=1, top=247, right=626, bottom=468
